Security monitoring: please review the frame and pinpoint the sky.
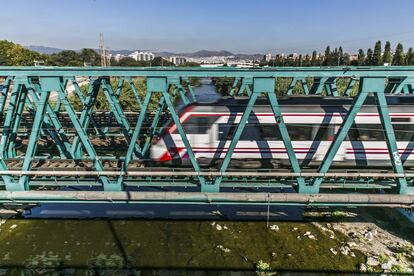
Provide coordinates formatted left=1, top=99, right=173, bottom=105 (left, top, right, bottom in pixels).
left=1, top=0, right=414, bottom=54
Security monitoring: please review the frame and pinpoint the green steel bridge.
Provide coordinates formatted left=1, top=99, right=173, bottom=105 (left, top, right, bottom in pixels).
left=0, top=66, right=414, bottom=207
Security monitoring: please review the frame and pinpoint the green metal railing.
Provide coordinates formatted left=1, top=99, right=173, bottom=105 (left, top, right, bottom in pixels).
left=0, top=66, right=413, bottom=205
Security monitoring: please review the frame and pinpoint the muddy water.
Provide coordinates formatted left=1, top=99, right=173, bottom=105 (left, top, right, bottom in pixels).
left=0, top=207, right=364, bottom=274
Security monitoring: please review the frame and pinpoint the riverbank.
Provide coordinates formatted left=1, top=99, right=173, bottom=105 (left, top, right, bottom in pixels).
left=0, top=206, right=412, bottom=274
left=305, top=207, right=414, bottom=273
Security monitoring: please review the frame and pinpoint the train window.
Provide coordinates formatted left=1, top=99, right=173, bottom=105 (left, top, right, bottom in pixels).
left=176, top=117, right=216, bottom=134
left=218, top=123, right=332, bottom=141
left=218, top=123, right=282, bottom=141
left=347, top=124, right=385, bottom=141
left=218, top=124, right=235, bottom=140
left=391, top=118, right=410, bottom=123
left=346, top=124, right=414, bottom=141
left=312, top=124, right=334, bottom=141
left=286, top=125, right=314, bottom=141
left=394, top=124, right=414, bottom=141
left=261, top=124, right=283, bottom=140
left=218, top=124, right=261, bottom=141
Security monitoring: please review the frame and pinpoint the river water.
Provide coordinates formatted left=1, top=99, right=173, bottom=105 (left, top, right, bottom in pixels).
left=0, top=79, right=365, bottom=274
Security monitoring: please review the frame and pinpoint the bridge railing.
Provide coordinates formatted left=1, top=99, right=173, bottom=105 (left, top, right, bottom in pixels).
left=0, top=66, right=413, bottom=204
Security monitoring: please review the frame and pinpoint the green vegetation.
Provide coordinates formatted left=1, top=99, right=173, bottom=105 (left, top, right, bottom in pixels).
left=331, top=211, right=349, bottom=219
left=212, top=77, right=235, bottom=96
left=377, top=253, right=389, bottom=265
left=213, top=76, right=359, bottom=97
left=255, top=260, right=272, bottom=275
left=0, top=40, right=44, bottom=66
left=68, top=78, right=172, bottom=112
left=261, top=40, right=414, bottom=67
left=47, top=49, right=101, bottom=66
left=111, top=56, right=174, bottom=67
left=0, top=40, right=185, bottom=67
left=390, top=264, right=408, bottom=273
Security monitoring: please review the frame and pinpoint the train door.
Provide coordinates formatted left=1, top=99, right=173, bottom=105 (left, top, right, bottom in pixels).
left=187, top=117, right=217, bottom=159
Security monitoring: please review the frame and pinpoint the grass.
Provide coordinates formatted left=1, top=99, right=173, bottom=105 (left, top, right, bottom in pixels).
left=331, top=211, right=348, bottom=219
left=377, top=253, right=389, bottom=265
left=390, top=264, right=409, bottom=273
left=256, top=260, right=272, bottom=275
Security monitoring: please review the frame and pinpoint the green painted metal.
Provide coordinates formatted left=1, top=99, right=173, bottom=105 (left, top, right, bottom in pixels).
left=286, top=77, right=309, bottom=95
left=0, top=67, right=412, bottom=204
left=374, top=85, right=408, bottom=194
left=17, top=86, right=50, bottom=190
left=266, top=79, right=306, bottom=190
left=237, top=77, right=252, bottom=96
left=0, top=78, right=23, bottom=158
left=29, top=81, right=73, bottom=158
left=70, top=78, right=100, bottom=158
left=55, top=78, right=117, bottom=191
left=7, top=81, right=28, bottom=158
left=343, top=78, right=357, bottom=96
left=229, top=77, right=240, bottom=96
left=181, top=77, right=197, bottom=102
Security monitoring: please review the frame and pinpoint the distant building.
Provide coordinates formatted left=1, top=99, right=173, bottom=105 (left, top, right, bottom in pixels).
left=349, top=54, right=358, bottom=61
left=34, top=60, right=45, bottom=66
left=169, top=56, right=187, bottom=65
left=114, top=54, right=125, bottom=62
left=128, top=51, right=154, bottom=61
left=264, top=53, right=272, bottom=62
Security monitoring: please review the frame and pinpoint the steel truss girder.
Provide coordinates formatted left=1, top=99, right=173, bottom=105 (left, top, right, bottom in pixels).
left=0, top=67, right=413, bottom=201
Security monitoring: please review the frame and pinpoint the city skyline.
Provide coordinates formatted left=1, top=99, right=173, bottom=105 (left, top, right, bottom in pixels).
left=2, top=0, right=414, bottom=54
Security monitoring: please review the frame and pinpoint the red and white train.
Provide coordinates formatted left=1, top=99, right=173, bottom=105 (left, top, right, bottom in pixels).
left=150, top=96, right=414, bottom=168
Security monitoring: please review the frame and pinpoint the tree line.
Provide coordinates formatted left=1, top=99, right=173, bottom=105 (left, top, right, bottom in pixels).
left=2, top=39, right=414, bottom=67
left=261, top=41, right=414, bottom=67
left=0, top=40, right=182, bottom=67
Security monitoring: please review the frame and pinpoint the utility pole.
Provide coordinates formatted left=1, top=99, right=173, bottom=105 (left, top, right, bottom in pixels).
left=99, top=33, right=110, bottom=67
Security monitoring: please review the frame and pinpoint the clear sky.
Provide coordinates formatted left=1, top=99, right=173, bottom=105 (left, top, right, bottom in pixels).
left=1, top=0, right=414, bottom=54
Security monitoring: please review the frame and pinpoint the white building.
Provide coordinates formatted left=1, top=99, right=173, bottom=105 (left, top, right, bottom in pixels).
left=169, top=56, right=187, bottom=65
left=114, top=54, right=125, bottom=62
left=264, top=53, right=272, bottom=61
left=128, top=51, right=154, bottom=61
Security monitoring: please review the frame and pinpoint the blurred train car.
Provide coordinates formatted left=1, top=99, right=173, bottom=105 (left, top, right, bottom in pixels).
left=150, top=96, right=414, bottom=168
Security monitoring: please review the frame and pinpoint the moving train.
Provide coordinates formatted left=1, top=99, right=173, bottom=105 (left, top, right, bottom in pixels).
left=150, top=96, right=414, bottom=168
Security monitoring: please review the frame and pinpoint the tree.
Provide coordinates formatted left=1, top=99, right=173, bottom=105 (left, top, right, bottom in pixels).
left=0, top=40, right=44, bottom=66
left=311, top=50, right=318, bottom=66
left=298, top=54, right=303, bottom=66
left=392, top=43, right=405, bottom=65
left=372, top=40, right=382, bottom=66
left=323, top=46, right=331, bottom=66
left=357, top=49, right=365, bottom=66
left=303, top=54, right=311, bottom=66
left=406, top=48, right=414, bottom=65
left=79, top=48, right=101, bottom=66
left=151, top=57, right=174, bottom=66
left=182, top=61, right=200, bottom=67
left=117, top=57, right=139, bottom=66
left=366, top=48, right=373, bottom=66
left=47, top=50, right=83, bottom=66
left=342, top=53, right=350, bottom=65
left=382, top=41, right=392, bottom=64
left=338, top=46, right=344, bottom=65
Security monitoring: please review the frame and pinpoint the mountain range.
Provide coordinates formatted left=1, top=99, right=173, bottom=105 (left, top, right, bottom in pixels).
left=25, top=45, right=263, bottom=59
